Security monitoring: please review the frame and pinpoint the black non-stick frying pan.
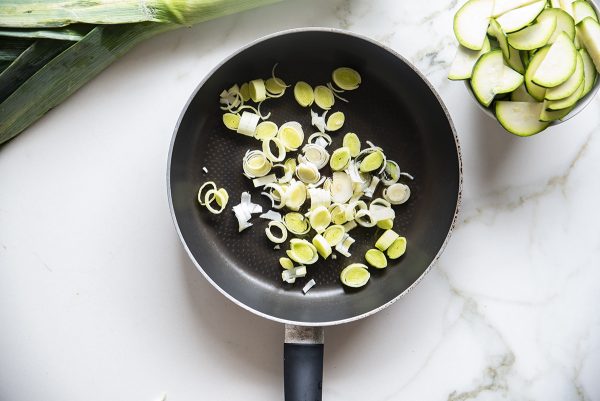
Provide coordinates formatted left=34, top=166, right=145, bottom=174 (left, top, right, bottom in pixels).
left=168, top=28, right=462, bottom=400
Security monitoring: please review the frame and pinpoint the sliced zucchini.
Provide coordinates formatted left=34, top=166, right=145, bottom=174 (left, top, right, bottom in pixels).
left=545, top=52, right=584, bottom=99
left=493, top=0, right=544, bottom=17
left=448, top=37, right=492, bottom=80
left=454, top=0, right=495, bottom=50
left=545, top=81, right=585, bottom=109
left=577, top=17, right=600, bottom=72
left=496, top=0, right=547, bottom=33
left=489, top=18, right=511, bottom=59
left=525, top=45, right=551, bottom=100
left=507, top=15, right=557, bottom=50
left=508, top=45, right=526, bottom=73
left=521, top=49, right=531, bottom=68
left=579, top=48, right=598, bottom=97
left=573, top=0, right=599, bottom=23
left=532, top=32, right=577, bottom=87
left=541, top=8, right=576, bottom=43
left=471, top=50, right=524, bottom=106
left=495, top=101, right=550, bottom=135
left=539, top=102, right=574, bottom=121
left=511, top=83, right=538, bottom=101
left=559, top=0, right=575, bottom=16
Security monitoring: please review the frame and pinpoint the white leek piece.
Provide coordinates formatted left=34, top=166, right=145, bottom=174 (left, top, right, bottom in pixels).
left=383, top=183, right=411, bottom=205
left=265, top=221, right=288, bottom=243
left=302, top=279, right=317, bottom=294
left=237, top=111, right=260, bottom=136
left=252, top=174, right=277, bottom=187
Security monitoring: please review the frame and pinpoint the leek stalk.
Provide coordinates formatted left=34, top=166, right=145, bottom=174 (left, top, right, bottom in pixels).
left=0, top=0, right=280, bottom=145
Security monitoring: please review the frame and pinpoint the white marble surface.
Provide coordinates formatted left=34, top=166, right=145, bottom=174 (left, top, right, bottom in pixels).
left=1, top=1, right=600, bottom=400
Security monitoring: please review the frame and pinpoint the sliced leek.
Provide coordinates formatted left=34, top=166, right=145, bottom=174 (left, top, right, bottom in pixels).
left=340, top=263, right=370, bottom=287
left=308, top=205, right=332, bottom=233
left=312, top=234, right=332, bottom=259
left=365, top=249, right=387, bottom=269
left=330, top=147, right=352, bottom=171
left=343, top=132, right=361, bottom=157
left=283, top=212, right=311, bottom=235
left=265, top=221, right=288, bottom=243
left=314, top=85, right=335, bottom=109
left=294, top=81, right=314, bottom=107
left=254, top=121, right=278, bottom=140
left=279, top=257, right=294, bottom=270
left=375, top=229, right=400, bottom=251
left=387, top=236, right=407, bottom=259
left=323, top=225, right=346, bottom=246
left=222, top=113, right=240, bottom=130
left=326, top=111, right=345, bottom=131
left=332, top=67, right=362, bottom=90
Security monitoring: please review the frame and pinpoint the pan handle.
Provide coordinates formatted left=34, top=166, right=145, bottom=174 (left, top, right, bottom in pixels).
left=284, top=325, right=325, bottom=401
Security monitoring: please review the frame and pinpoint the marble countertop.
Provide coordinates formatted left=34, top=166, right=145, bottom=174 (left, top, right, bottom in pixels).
left=1, top=1, right=600, bottom=400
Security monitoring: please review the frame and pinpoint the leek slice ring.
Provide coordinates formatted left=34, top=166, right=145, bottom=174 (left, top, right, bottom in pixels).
left=314, top=85, right=335, bottom=109
left=323, top=225, right=345, bottom=246
left=365, top=249, right=387, bottom=269
left=332, top=67, right=361, bottom=90
left=243, top=150, right=272, bottom=178
left=294, top=81, right=314, bottom=107
left=301, top=144, right=330, bottom=169
left=278, top=122, right=304, bottom=151
left=342, top=132, right=361, bottom=157
left=265, top=221, right=288, bottom=244
left=283, top=212, right=311, bottom=235
left=308, top=206, right=332, bottom=233
left=326, top=111, right=345, bottom=131
left=340, top=263, right=370, bottom=288
left=312, top=234, right=332, bottom=259
left=288, top=239, right=319, bottom=264
left=197, top=181, right=217, bottom=206
left=222, top=113, right=240, bottom=130
left=262, top=137, right=286, bottom=162
left=279, top=257, right=294, bottom=270
left=383, top=183, right=411, bottom=205
left=387, top=237, right=407, bottom=259
left=295, top=162, right=321, bottom=184
left=249, top=79, right=267, bottom=102
left=375, top=229, right=400, bottom=251
left=204, top=188, right=228, bottom=214
left=255, top=121, right=278, bottom=140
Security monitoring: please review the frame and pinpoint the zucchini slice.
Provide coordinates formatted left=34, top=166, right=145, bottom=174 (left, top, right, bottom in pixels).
left=545, top=51, right=584, bottom=99
left=448, top=37, right=492, bottom=80
left=540, top=8, right=576, bottom=44
left=495, top=101, right=550, bottom=135
left=525, top=45, right=551, bottom=100
left=579, top=47, right=598, bottom=97
left=532, top=32, right=577, bottom=87
left=453, top=0, right=494, bottom=50
left=496, top=0, right=547, bottom=33
left=507, top=15, right=557, bottom=50
left=573, top=0, right=599, bottom=24
left=577, top=16, right=600, bottom=72
left=471, top=50, right=524, bottom=106
left=489, top=18, right=511, bottom=59
left=545, top=81, right=585, bottom=109
left=539, top=102, right=574, bottom=121
left=493, top=0, right=543, bottom=18
left=511, top=83, right=538, bottom=101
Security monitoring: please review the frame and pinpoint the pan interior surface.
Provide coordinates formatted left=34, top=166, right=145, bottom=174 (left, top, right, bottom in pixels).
left=169, top=30, right=460, bottom=324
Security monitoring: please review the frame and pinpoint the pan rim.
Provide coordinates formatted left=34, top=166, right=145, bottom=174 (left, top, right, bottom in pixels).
left=167, top=26, right=463, bottom=327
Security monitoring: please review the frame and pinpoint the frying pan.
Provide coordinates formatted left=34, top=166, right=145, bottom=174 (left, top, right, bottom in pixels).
left=168, top=28, right=462, bottom=400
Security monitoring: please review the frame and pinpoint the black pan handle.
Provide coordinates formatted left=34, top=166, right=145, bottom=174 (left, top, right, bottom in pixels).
left=284, top=325, right=325, bottom=401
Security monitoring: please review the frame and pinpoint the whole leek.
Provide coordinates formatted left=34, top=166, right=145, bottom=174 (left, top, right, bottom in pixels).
left=0, top=0, right=281, bottom=145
